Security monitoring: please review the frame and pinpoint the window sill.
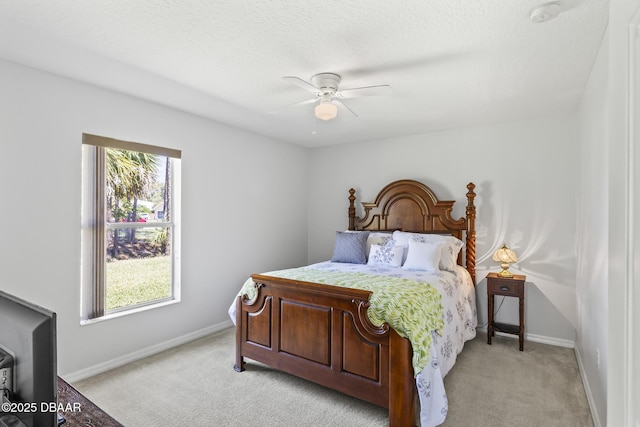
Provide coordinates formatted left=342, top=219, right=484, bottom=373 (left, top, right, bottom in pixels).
left=80, top=298, right=180, bottom=326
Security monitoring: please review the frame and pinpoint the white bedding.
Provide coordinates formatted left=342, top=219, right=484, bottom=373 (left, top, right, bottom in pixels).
left=228, top=261, right=477, bottom=427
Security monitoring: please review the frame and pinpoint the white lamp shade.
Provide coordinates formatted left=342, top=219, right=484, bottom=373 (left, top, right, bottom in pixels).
left=492, top=244, right=518, bottom=277
left=492, top=245, right=518, bottom=263
left=315, top=102, right=338, bottom=121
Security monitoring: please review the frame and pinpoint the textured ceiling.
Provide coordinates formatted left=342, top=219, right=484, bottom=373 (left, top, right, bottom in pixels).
left=0, top=1, right=608, bottom=147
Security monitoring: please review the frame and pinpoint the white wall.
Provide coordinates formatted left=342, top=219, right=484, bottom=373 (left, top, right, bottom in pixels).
left=575, top=19, right=609, bottom=427
left=603, top=1, right=640, bottom=426
left=307, top=115, right=579, bottom=345
left=0, top=59, right=309, bottom=378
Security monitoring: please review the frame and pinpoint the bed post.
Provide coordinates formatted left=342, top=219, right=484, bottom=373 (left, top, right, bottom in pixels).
left=234, top=296, right=245, bottom=373
left=388, top=330, right=416, bottom=427
left=348, top=188, right=357, bottom=230
left=465, top=182, right=477, bottom=284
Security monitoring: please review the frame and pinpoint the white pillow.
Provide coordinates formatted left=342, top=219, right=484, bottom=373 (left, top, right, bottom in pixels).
left=392, top=230, right=463, bottom=271
left=367, top=243, right=403, bottom=267
left=390, top=231, right=412, bottom=264
left=412, top=234, right=463, bottom=271
left=438, top=237, right=464, bottom=271
left=402, top=240, right=443, bottom=272
left=391, top=230, right=413, bottom=246
left=366, top=232, right=393, bottom=258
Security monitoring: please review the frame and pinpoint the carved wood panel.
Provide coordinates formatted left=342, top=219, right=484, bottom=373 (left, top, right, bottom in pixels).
left=246, top=297, right=272, bottom=348
left=342, top=312, right=379, bottom=381
left=279, top=300, right=331, bottom=365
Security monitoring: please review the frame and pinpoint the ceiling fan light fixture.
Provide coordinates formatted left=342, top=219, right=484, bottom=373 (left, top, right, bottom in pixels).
left=315, top=101, right=338, bottom=121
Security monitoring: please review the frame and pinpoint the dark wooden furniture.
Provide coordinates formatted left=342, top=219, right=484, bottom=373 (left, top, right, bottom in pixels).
left=487, top=273, right=526, bottom=351
left=57, top=377, right=124, bottom=426
left=235, top=180, right=477, bottom=427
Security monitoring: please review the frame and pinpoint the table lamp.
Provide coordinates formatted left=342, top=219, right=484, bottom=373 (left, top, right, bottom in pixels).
left=492, top=244, right=518, bottom=277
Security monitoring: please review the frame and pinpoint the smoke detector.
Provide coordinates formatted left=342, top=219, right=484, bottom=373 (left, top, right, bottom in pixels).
left=530, top=2, right=562, bottom=23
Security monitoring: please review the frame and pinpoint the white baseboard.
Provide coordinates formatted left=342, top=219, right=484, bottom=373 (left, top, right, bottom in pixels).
left=574, top=346, right=602, bottom=427
left=476, top=326, right=575, bottom=348
left=62, top=320, right=234, bottom=383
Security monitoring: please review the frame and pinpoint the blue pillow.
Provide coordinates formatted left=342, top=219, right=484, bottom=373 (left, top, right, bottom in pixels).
left=331, top=231, right=370, bottom=264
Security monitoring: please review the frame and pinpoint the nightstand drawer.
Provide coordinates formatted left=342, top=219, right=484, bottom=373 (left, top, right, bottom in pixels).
left=488, top=280, right=521, bottom=297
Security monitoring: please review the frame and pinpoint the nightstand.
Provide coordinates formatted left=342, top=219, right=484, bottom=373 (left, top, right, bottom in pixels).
left=487, top=272, right=526, bottom=351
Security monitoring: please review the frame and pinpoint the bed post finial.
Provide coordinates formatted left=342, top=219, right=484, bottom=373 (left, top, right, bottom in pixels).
left=465, top=183, right=477, bottom=284
left=348, top=188, right=356, bottom=230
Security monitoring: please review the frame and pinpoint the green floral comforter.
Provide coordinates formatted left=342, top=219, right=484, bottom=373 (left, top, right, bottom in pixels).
left=240, top=267, right=444, bottom=375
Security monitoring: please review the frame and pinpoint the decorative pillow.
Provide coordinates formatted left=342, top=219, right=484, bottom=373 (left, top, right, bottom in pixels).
left=411, top=234, right=463, bottom=271
left=391, top=230, right=411, bottom=246
left=366, top=232, right=393, bottom=258
left=331, top=231, right=370, bottom=264
left=402, top=239, right=443, bottom=272
left=392, top=230, right=464, bottom=271
left=439, top=238, right=464, bottom=271
left=367, top=241, right=403, bottom=267
left=344, top=230, right=393, bottom=259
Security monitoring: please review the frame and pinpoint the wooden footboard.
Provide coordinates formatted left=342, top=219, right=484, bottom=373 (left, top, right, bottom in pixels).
left=235, top=274, right=416, bottom=427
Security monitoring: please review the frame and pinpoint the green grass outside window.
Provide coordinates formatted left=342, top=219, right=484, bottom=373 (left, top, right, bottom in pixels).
left=106, top=256, right=171, bottom=310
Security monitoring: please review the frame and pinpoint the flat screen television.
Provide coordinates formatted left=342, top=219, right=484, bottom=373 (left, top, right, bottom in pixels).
left=0, top=290, right=57, bottom=427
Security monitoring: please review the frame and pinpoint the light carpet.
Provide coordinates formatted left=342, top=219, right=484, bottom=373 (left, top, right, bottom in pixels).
left=73, top=328, right=593, bottom=426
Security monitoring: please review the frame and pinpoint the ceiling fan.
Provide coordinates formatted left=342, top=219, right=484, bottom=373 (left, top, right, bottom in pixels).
left=276, top=73, right=392, bottom=121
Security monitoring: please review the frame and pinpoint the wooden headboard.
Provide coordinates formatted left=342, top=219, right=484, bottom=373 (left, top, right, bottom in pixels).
left=347, top=179, right=477, bottom=283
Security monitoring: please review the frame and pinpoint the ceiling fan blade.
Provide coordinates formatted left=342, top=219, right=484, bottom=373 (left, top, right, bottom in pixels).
left=335, top=85, right=392, bottom=99
left=270, top=98, right=317, bottom=113
left=282, top=76, right=321, bottom=94
left=333, top=99, right=358, bottom=118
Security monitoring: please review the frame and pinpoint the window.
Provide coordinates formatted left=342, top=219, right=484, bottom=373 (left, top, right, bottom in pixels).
left=81, top=134, right=181, bottom=320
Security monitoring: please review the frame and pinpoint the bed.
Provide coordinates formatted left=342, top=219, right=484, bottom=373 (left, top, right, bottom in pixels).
left=229, top=179, right=477, bottom=427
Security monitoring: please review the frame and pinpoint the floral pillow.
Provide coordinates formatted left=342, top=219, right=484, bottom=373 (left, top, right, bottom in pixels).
left=366, top=232, right=394, bottom=258
left=367, top=240, right=403, bottom=267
